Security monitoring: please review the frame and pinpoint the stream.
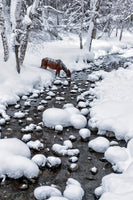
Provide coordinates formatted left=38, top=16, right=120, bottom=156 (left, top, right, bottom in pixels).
left=0, top=55, right=128, bottom=200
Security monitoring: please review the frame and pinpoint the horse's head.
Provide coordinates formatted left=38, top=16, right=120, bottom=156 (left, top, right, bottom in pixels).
left=41, top=58, right=47, bottom=68
left=66, top=70, right=71, bottom=78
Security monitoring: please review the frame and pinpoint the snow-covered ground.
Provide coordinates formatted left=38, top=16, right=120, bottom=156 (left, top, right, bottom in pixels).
left=1, top=30, right=133, bottom=199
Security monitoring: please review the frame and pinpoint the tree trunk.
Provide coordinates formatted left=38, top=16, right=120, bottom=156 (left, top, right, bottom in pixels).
left=15, top=45, right=20, bottom=73
left=19, top=0, right=39, bottom=65
left=79, top=0, right=84, bottom=49
left=84, top=21, right=94, bottom=51
left=0, top=0, right=9, bottom=61
left=84, top=0, right=101, bottom=51
left=79, top=32, right=83, bottom=49
left=119, top=25, right=123, bottom=41
left=19, top=27, right=30, bottom=65
left=1, top=31, right=9, bottom=61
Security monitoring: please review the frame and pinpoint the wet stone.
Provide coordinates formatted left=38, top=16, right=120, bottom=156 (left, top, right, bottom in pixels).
left=26, top=117, right=33, bottom=124
left=86, top=175, right=96, bottom=180
left=68, top=156, right=78, bottom=163
left=69, top=135, right=77, bottom=142
left=90, top=167, right=98, bottom=175
left=106, top=131, right=115, bottom=138
left=5, top=128, right=13, bottom=135
left=68, top=163, right=79, bottom=172
left=18, top=183, right=29, bottom=190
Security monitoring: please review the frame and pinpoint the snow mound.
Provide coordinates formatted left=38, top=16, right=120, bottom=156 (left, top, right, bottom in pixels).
left=46, top=156, right=61, bottom=168
left=0, top=138, right=39, bottom=180
left=98, top=138, right=133, bottom=199
left=88, top=137, right=110, bottom=153
left=89, top=67, right=133, bottom=141
left=32, top=154, right=47, bottom=167
left=63, top=178, right=84, bottom=200
left=52, top=141, right=79, bottom=157
left=34, top=186, right=62, bottom=200
left=79, top=128, right=91, bottom=140
left=42, top=105, right=87, bottom=129
left=105, top=146, right=129, bottom=172
left=70, top=114, right=87, bottom=129
left=0, top=138, right=31, bottom=158
left=47, top=197, right=68, bottom=200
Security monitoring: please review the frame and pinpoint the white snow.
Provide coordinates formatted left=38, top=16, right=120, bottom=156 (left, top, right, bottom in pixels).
left=14, top=111, right=25, bottom=119
left=63, top=178, right=84, bottom=200
left=27, top=140, right=44, bottom=151
left=46, top=156, right=61, bottom=168
left=96, top=138, right=133, bottom=199
left=79, top=128, right=91, bottom=139
left=42, top=105, right=87, bottom=129
left=63, top=140, right=73, bottom=149
left=70, top=114, right=87, bottom=129
left=47, top=197, right=68, bottom=200
left=0, top=138, right=39, bottom=180
left=55, top=124, right=63, bottom=132
left=22, top=134, right=31, bottom=142
left=91, top=166, right=97, bottom=173
left=69, top=156, right=78, bottom=163
left=88, top=137, right=110, bottom=153
left=21, top=123, right=36, bottom=133
left=88, top=65, right=133, bottom=141
left=34, top=178, right=84, bottom=200
left=52, top=142, right=79, bottom=157
left=34, top=186, right=62, bottom=200
left=32, top=154, right=47, bottom=167
left=52, top=144, right=68, bottom=156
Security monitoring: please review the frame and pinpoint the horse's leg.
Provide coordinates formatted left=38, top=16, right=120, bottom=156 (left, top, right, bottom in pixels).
left=55, top=69, right=60, bottom=77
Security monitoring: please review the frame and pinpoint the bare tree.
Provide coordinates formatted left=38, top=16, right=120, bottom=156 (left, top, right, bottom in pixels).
left=9, top=0, right=39, bottom=73
left=0, top=0, right=9, bottom=61
left=84, top=0, right=101, bottom=51
left=19, top=0, right=39, bottom=65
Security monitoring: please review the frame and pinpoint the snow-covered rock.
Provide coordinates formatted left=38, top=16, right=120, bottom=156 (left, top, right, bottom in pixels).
left=43, top=108, right=70, bottom=128
left=79, top=128, right=91, bottom=141
left=0, top=138, right=31, bottom=158
left=104, top=146, right=129, bottom=172
left=88, top=137, right=110, bottom=153
left=27, top=140, right=44, bottom=151
left=46, top=156, right=61, bottom=169
left=32, top=154, right=47, bottom=167
left=42, top=106, right=86, bottom=129
left=34, top=186, right=62, bottom=200
left=14, top=111, right=25, bottom=119
left=47, top=197, right=68, bottom=200
left=0, top=138, right=39, bottom=180
left=70, top=114, right=87, bottom=129
left=22, top=134, right=31, bottom=142
left=63, top=178, right=84, bottom=200
left=55, top=125, right=63, bottom=132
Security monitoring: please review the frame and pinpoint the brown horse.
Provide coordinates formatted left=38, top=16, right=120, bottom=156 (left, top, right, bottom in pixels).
left=41, top=57, right=71, bottom=78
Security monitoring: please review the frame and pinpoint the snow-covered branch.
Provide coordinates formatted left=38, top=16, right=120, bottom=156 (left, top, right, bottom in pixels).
left=44, top=5, right=64, bottom=14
